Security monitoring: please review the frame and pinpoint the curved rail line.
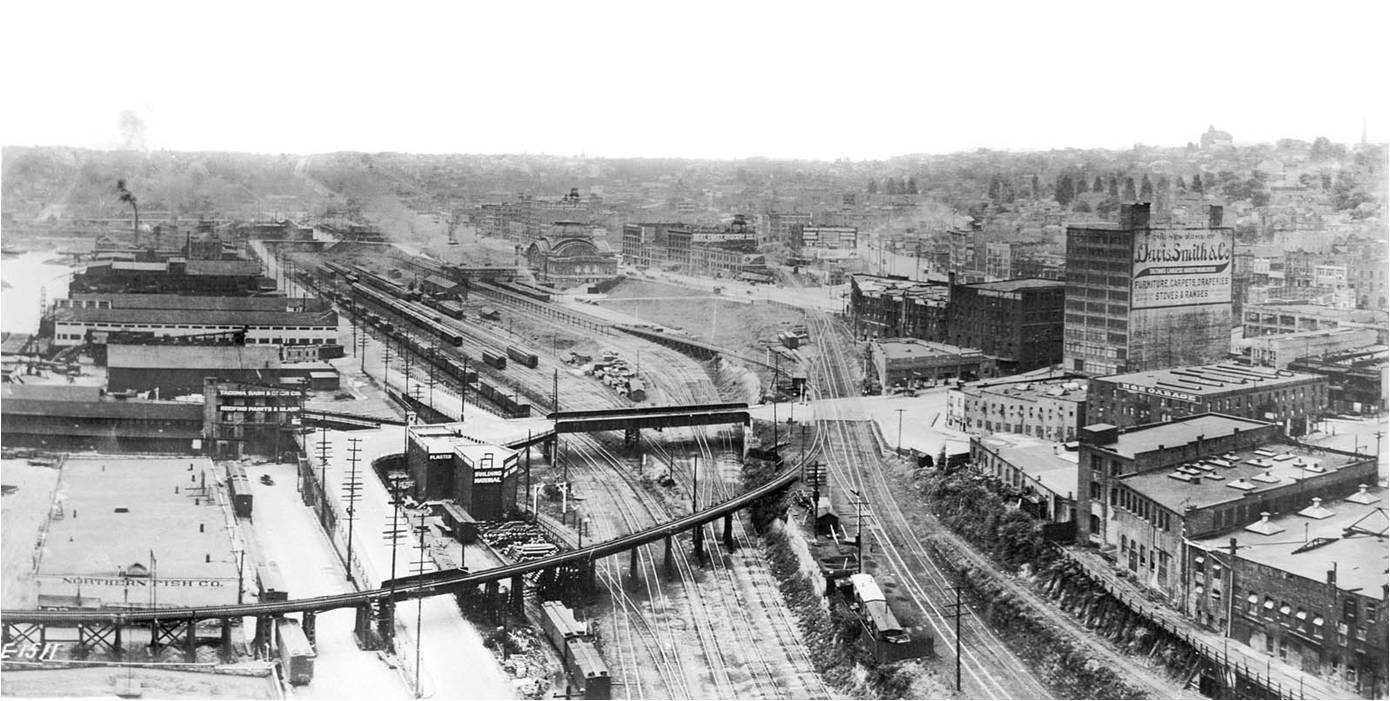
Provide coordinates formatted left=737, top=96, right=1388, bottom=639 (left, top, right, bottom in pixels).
left=1, top=467, right=799, bottom=625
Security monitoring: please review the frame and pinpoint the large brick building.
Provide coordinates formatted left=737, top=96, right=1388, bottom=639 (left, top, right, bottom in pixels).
left=946, top=277, right=1065, bottom=372
left=949, top=370, right=1088, bottom=442
left=1087, top=364, right=1328, bottom=436
left=849, top=275, right=948, bottom=341
left=1076, top=415, right=1377, bottom=601
left=1188, top=488, right=1386, bottom=698
left=1064, top=203, right=1234, bottom=375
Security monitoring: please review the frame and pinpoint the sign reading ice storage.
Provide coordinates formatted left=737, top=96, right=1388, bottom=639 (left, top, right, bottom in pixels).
left=1131, top=227, right=1233, bottom=309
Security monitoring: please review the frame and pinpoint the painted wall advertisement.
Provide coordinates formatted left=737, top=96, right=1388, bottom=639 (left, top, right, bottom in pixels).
left=1131, top=227, right=1233, bottom=309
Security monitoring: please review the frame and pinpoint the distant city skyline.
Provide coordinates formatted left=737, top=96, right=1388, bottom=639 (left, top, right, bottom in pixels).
left=2, top=1, right=1387, bottom=161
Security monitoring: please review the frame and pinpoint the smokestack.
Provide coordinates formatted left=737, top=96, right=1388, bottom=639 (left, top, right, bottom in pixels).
left=116, top=179, right=140, bottom=248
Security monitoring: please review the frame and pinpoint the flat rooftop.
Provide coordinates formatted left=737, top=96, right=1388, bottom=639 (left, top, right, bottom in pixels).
left=977, top=433, right=1079, bottom=498
left=1093, top=414, right=1271, bottom=459
left=108, top=343, right=282, bottom=370
left=1192, top=488, right=1387, bottom=595
left=877, top=337, right=981, bottom=360
left=975, top=376, right=1088, bottom=402
left=56, top=307, right=337, bottom=327
left=1096, top=363, right=1323, bottom=397
left=64, top=293, right=324, bottom=312
left=963, top=278, right=1065, bottom=292
left=1122, top=442, right=1372, bottom=513
left=34, top=456, right=240, bottom=608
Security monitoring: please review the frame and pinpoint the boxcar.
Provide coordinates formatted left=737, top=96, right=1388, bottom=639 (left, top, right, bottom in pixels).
left=479, top=307, right=501, bottom=321
left=539, top=600, right=589, bottom=653
left=506, top=345, right=539, bottom=369
left=482, top=350, right=507, bottom=370
left=850, top=573, right=908, bottom=643
left=227, top=464, right=253, bottom=518
left=566, top=638, right=611, bottom=699
left=438, top=501, right=478, bottom=544
left=275, top=618, right=316, bottom=685
left=257, top=561, right=288, bottom=602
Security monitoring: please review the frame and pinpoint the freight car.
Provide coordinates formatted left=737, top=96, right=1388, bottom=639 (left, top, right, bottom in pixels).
left=475, top=378, right=531, bottom=417
left=481, top=350, right=507, bottom=370
left=537, top=601, right=609, bottom=699
left=275, top=618, right=316, bottom=685
left=849, top=573, right=909, bottom=644
left=566, top=639, right=611, bottom=699
left=227, top=464, right=253, bottom=518
left=257, top=561, right=288, bottom=602
left=479, top=306, right=501, bottom=321
left=538, top=600, right=589, bottom=653
left=506, top=345, right=539, bottom=369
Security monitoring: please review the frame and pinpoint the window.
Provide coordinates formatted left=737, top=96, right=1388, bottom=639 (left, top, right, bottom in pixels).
left=1344, top=599, right=1358, bottom=623
left=1367, top=601, right=1379, bottom=624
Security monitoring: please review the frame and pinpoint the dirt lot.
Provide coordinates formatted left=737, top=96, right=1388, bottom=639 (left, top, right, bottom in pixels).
left=597, top=278, right=808, bottom=362
left=0, top=667, right=277, bottom=699
left=1, top=459, right=61, bottom=608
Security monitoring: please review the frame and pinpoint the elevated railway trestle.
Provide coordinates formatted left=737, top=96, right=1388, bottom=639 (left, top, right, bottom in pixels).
left=1, top=465, right=798, bottom=662
left=548, top=403, right=750, bottom=448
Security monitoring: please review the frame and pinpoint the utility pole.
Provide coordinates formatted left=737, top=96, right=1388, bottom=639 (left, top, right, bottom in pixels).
left=896, top=408, right=906, bottom=454
left=384, top=341, right=393, bottom=390
left=412, top=509, right=427, bottom=698
left=359, top=327, right=368, bottom=374
left=849, top=488, right=869, bottom=571
left=553, top=368, right=559, bottom=414
left=316, top=426, right=331, bottom=501
left=953, top=585, right=962, bottom=691
left=344, top=437, right=363, bottom=585
left=692, top=455, right=699, bottom=514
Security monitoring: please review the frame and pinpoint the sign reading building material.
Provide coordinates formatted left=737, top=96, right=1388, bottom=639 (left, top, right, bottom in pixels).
left=1131, top=227, right=1233, bottom=309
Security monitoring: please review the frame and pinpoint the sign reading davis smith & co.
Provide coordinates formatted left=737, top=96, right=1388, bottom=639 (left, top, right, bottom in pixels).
left=1130, top=227, right=1233, bottom=309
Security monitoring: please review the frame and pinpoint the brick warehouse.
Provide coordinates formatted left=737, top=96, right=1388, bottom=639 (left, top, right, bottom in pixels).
left=1088, top=364, right=1328, bottom=436
left=945, top=276, right=1065, bottom=373
left=1064, top=203, right=1234, bottom=375
left=1075, top=415, right=1377, bottom=598
left=1187, top=487, right=1386, bottom=698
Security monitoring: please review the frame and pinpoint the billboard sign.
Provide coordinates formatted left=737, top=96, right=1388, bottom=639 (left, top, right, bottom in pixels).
left=1131, top=227, right=1232, bottom=309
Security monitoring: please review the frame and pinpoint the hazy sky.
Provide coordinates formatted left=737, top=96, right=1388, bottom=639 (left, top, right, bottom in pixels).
left=3, top=0, right=1386, bottom=160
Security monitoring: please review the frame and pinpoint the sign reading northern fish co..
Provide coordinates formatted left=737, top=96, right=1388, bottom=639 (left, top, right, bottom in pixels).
left=1131, top=227, right=1233, bottom=309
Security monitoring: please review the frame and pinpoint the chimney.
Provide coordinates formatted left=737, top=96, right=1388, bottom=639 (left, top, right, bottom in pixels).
left=1207, top=205, right=1224, bottom=228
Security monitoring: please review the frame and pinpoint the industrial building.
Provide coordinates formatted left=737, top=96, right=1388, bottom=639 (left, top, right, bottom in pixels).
left=1087, top=364, right=1328, bottom=436
left=946, top=277, right=1065, bottom=373
left=849, top=275, right=948, bottom=340
left=1063, top=203, right=1234, bottom=375
left=1246, top=327, right=1379, bottom=369
left=0, top=384, right=203, bottom=452
left=406, top=423, right=521, bottom=521
left=949, top=371, right=1088, bottom=442
left=968, top=433, right=1078, bottom=524
left=1075, top=415, right=1378, bottom=600
left=1187, top=488, right=1387, bottom=698
left=107, top=343, right=283, bottom=397
left=1242, top=302, right=1388, bottom=345
left=870, top=338, right=993, bottom=392
left=202, top=380, right=306, bottom=459
left=69, top=258, right=273, bottom=295
left=55, top=293, right=328, bottom=314
left=52, top=306, right=339, bottom=348
left=1288, top=346, right=1389, bottom=415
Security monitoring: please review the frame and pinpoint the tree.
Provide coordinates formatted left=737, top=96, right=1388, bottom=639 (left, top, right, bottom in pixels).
left=1107, top=176, right=1119, bottom=198
left=1073, top=199, right=1092, bottom=213
left=1122, top=176, right=1137, bottom=201
left=884, top=177, right=900, bottom=195
left=1055, top=174, right=1075, bottom=207
left=1092, top=176, right=1104, bottom=193
left=1156, top=175, right=1170, bottom=192
left=867, top=178, right=878, bottom=194
left=1191, top=173, right=1204, bottom=193
left=1031, top=173, right=1041, bottom=200
left=987, top=174, right=1001, bottom=202
left=1139, top=174, right=1154, bottom=200
left=1176, top=176, right=1187, bottom=192
left=905, top=176, right=918, bottom=195
left=1311, top=136, right=1332, bottom=161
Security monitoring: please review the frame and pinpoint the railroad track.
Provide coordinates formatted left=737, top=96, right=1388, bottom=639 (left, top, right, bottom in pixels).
left=804, top=311, right=1053, bottom=699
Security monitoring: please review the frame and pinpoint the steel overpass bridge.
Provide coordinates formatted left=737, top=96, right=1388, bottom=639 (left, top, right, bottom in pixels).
left=549, top=402, right=750, bottom=446
left=1, top=465, right=797, bottom=660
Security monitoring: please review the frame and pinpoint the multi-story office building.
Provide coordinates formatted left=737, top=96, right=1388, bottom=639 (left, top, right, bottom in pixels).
left=1242, top=302, right=1387, bottom=345
left=849, top=275, right=948, bottom=340
left=950, top=371, right=1088, bottom=442
left=1063, top=203, right=1234, bottom=375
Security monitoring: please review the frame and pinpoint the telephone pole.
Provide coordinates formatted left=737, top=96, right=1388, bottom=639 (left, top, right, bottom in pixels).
left=896, top=408, right=906, bottom=454
left=344, top=437, right=363, bottom=584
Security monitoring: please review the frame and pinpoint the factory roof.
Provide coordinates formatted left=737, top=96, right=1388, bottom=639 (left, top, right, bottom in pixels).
left=0, top=383, right=203, bottom=421
left=968, top=373, right=1088, bottom=402
left=1095, top=364, right=1324, bottom=398
left=1192, top=487, right=1387, bottom=595
left=56, top=307, right=337, bottom=327
left=975, top=433, right=1079, bottom=499
left=876, top=337, right=981, bottom=361
left=107, top=343, right=282, bottom=370
left=1120, top=441, right=1372, bottom=514
left=63, top=294, right=324, bottom=312
left=961, top=278, right=1065, bottom=293
left=1091, top=414, right=1272, bottom=459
